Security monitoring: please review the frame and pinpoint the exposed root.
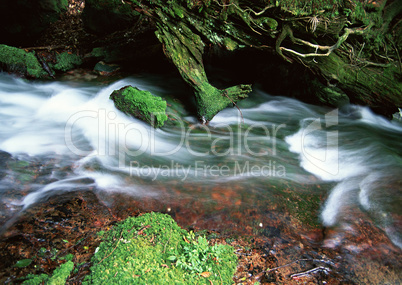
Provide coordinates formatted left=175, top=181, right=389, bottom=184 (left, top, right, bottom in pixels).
left=244, top=5, right=275, bottom=16
left=278, top=25, right=371, bottom=60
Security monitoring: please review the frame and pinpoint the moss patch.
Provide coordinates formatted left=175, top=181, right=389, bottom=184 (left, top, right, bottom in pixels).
left=110, top=86, right=168, bottom=128
left=22, top=261, right=74, bottom=285
left=0, top=44, right=47, bottom=78
left=50, top=52, right=83, bottom=72
left=83, top=212, right=237, bottom=284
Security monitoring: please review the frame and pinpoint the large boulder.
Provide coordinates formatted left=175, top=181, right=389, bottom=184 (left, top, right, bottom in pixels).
left=0, top=0, right=68, bottom=46
left=0, top=44, right=48, bottom=78
left=110, top=86, right=168, bottom=128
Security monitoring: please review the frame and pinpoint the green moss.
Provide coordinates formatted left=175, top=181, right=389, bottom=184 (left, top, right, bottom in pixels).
left=84, top=212, right=237, bottom=284
left=87, top=47, right=120, bottom=63
left=7, top=159, right=36, bottom=183
left=0, top=44, right=47, bottom=78
left=254, top=17, right=278, bottom=30
left=22, top=273, right=48, bottom=285
left=110, top=86, right=168, bottom=128
left=47, top=261, right=74, bottom=285
left=21, top=261, right=74, bottom=285
left=50, top=52, right=82, bottom=72
left=278, top=189, right=324, bottom=228
left=223, top=37, right=238, bottom=51
left=277, top=0, right=344, bottom=16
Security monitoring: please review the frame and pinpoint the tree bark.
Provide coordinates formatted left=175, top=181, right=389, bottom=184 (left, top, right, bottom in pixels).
left=128, top=0, right=401, bottom=118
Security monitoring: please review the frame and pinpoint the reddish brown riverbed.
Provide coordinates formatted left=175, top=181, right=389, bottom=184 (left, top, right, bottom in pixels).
left=1, top=189, right=400, bottom=284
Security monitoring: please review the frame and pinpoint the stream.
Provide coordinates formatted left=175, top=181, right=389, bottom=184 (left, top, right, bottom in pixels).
left=0, top=71, right=401, bottom=275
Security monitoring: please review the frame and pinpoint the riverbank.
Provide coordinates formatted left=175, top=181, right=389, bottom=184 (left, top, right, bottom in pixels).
left=0, top=188, right=401, bottom=284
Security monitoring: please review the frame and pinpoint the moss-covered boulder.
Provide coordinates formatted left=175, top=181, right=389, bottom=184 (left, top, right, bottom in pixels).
left=83, top=0, right=141, bottom=35
left=110, top=86, right=168, bottom=128
left=0, top=45, right=48, bottom=79
left=83, top=212, right=237, bottom=284
left=49, top=52, right=83, bottom=72
left=0, top=0, right=68, bottom=46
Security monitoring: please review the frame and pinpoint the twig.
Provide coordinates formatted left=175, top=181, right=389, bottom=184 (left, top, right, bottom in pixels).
left=23, top=45, right=68, bottom=51
left=97, top=230, right=124, bottom=265
left=221, top=91, right=244, bottom=125
left=263, top=258, right=333, bottom=274
left=290, top=266, right=330, bottom=278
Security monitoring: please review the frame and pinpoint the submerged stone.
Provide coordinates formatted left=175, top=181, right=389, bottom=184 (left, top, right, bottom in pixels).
left=110, top=86, right=168, bottom=128
left=94, top=61, right=120, bottom=75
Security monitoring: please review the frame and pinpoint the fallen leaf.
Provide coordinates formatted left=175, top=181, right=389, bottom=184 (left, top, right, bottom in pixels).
left=200, top=271, right=211, bottom=278
left=14, top=259, right=32, bottom=268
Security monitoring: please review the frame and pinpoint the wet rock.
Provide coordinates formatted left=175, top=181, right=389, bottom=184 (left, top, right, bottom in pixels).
left=0, top=151, right=11, bottom=179
left=110, top=86, right=168, bottom=128
left=94, top=61, right=120, bottom=76
left=0, top=0, right=68, bottom=46
left=49, top=51, right=83, bottom=72
left=0, top=45, right=48, bottom=79
left=311, top=78, right=350, bottom=108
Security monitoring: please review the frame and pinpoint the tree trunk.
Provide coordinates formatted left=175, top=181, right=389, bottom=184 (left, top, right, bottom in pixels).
left=129, top=0, right=401, bottom=119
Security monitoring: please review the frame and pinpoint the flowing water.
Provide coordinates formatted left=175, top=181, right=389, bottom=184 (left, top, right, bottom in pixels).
left=0, top=72, right=401, bottom=251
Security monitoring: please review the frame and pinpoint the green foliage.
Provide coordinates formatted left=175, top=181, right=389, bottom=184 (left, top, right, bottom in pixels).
left=176, top=235, right=230, bottom=274
left=50, top=52, right=82, bottom=72
left=0, top=44, right=47, bottom=78
left=110, top=86, right=168, bottom=128
left=14, top=259, right=33, bottom=268
left=83, top=212, right=237, bottom=284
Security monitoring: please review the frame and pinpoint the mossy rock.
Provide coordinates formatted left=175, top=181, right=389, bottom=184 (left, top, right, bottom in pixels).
left=0, top=44, right=48, bottom=78
left=110, top=86, right=168, bottom=128
left=94, top=61, right=120, bottom=75
left=50, top=52, right=83, bottom=72
left=83, top=212, right=237, bottom=284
